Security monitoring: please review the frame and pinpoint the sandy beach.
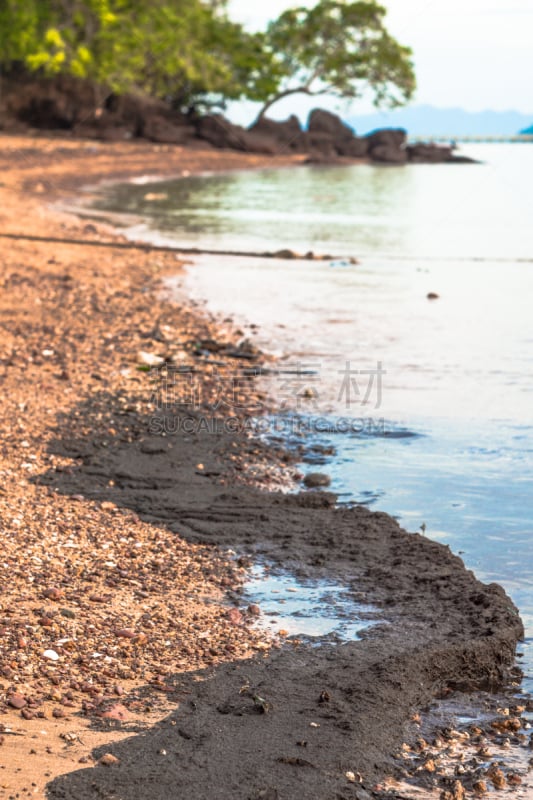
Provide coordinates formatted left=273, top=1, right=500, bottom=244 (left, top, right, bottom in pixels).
left=0, top=134, right=527, bottom=800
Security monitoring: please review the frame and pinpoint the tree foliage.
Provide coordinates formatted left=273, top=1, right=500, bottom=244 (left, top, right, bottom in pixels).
left=0, top=0, right=265, bottom=108
left=0, top=0, right=416, bottom=116
left=257, top=0, right=416, bottom=118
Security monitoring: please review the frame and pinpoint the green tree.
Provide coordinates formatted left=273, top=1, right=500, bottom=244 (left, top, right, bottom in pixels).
left=0, top=0, right=267, bottom=110
left=255, top=0, right=416, bottom=119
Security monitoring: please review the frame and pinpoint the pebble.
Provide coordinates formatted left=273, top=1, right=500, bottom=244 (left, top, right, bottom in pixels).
left=43, top=649, right=60, bottom=661
left=99, top=753, right=120, bottom=766
left=114, top=628, right=137, bottom=638
left=99, top=703, right=130, bottom=721
left=8, top=693, right=27, bottom=709
left=247, top=604, right=261, bottom=616
left=227, top=608, right=243, bottom=626
left=303, top=472, right=331, bottom=488
left=43, top=587, right=64, bottom=601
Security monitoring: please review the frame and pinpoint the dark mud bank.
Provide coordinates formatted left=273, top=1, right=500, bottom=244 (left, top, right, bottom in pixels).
left=44, top=412, right=523, bottom=799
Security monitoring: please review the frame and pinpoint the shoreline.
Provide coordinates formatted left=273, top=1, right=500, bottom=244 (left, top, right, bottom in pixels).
left=0, top=134, right=527, bottom=799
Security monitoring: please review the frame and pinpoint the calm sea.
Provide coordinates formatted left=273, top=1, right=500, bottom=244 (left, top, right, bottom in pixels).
left=95, top=144, right=533, bottom=690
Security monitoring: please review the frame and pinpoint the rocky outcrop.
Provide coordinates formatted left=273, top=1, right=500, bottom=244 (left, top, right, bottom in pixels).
left=364, top=128, right=408, bottom=164
left=141, top=114, right=193, bottom=145
left=0, top=74, right=477, bottom=164
left=407, top=142, right=453, bottom=163
left=370, top=143, right=408, bottom=164
left=0, top=73, right=99, bottom=130
left=307, top=109, right=369, bottom=159
left=248, top=115, right=308, bottom=152
left=195, top=114, right=280, bottom=154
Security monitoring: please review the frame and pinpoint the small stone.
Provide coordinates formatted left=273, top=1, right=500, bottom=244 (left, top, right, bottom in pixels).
left=427, top=292, right=440, bottom=300
left=99, top=753, right=120, bottom=766
left=99, top=704, right=130, bottom=721
left=89, top=594, right=106, bottom=603
left=247, top=604, right=261, bottom=616
left=473, top=780, right=487, bottom=795
left=487, top=766, right=506, bottom=789
left=43, top=587, right=64, bottom=601
left=303, top=472, right=331, bottom=488
left=114, top=628, right=136, bottom=639
left=8, top=693, right=27, bottom=709
left=227, top=608, right=243, bottom=626
left=52, top=708, right=67, bottom=719
left=43, top=649, right=60, bottom=661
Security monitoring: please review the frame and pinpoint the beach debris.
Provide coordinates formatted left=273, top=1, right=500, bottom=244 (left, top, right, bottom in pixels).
left=143, top=192, right=168, bottom=201
left=272, top=249, right=300, bottom=259
left=137, top=350, right=165, bottom=367
left=278, top=756, right=314, bottom=767
left=345, top=770, right=362, bottom=783
left=60, top=732, right=83, bottom=745
left=303, top=472, right=331, bottom=488
left=99, top=753, right=120, bottom=767
left=427, top=292, right=440, bottom=300
left=252, top=694, right=270, bottom=713
left=43, top=649, right=60, bottom=661
left=223, top=339, right=261, bottom=360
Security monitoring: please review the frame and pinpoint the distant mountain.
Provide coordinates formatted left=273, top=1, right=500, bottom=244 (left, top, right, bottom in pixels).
left=521, top=125, right=533, bottom=135
left=346, top=105, right=533, bottom=137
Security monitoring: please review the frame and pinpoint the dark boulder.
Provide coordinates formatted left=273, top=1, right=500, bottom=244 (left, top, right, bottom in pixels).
left=369, top=144, right=408, bottom=164
left=2, top=74, right=99, bottom=130
left=249, top=115, right=307, bottom=151
left=196, top=114, right=280, bottom=154
left=307, top=131, right=338, bottom=159
left=337, top=136, right=369, bottom=158
left=195, top=114, right=249, bottom=150
left=308, top=109, right=355, bottom=142
left=104, top=92, right=172, bottom=130
left=142, top=115, right=193, bottom=145
left=73, top=121, right=134, bottom=142
left=308, top=109, right=368, bottom=158
left=365, top=128, right=407, bottom=150
left=365, top=128, right=408, bottom=164
left=407, top=143, right=453, bottom=163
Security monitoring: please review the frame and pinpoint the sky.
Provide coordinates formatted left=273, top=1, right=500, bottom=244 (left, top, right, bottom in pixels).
left=227, top=0, right=533, bottom=124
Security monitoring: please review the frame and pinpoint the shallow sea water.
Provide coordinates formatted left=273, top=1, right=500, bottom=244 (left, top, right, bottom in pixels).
left=95, top=144, right=533, bottom=690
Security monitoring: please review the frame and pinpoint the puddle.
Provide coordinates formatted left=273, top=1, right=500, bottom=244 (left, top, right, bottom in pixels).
left=243, top=564, right=380, bottom=641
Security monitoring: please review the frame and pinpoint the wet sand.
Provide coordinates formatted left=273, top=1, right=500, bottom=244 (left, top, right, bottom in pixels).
left=0, top=134, right=525, bottom=799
